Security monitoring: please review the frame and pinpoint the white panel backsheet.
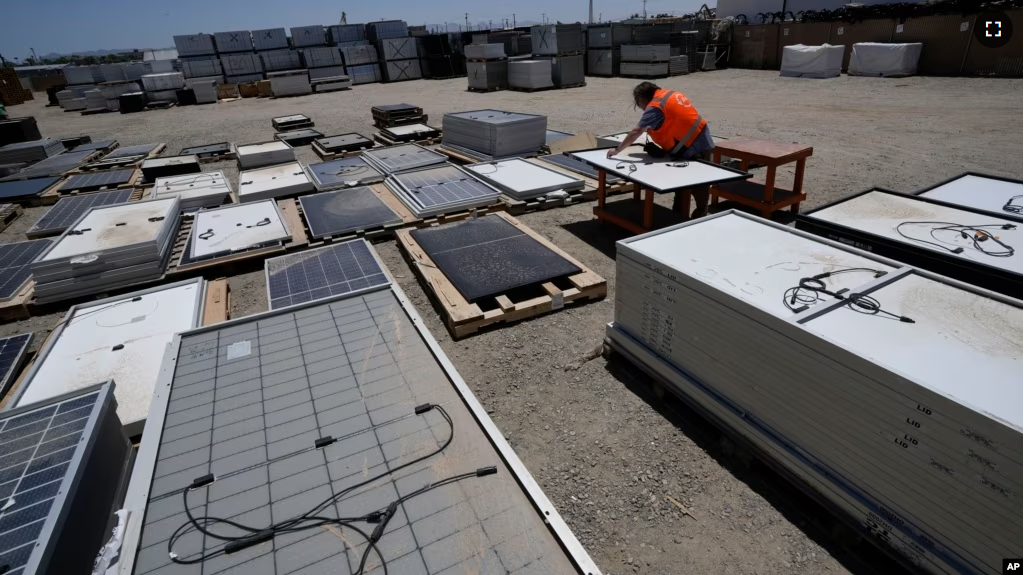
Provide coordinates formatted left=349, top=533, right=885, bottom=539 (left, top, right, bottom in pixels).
left=571, top=146, right=745, bottom=191
left=623, top=214, right=896, bottom=317
left=466, top=158, right=584, bottom=198
left=810, top=191, right=1023, bottom=275
left=41, top=199, right=177, bottom=261
left=803, top=273, right=1022, bottom=429
left=15, top=281, right=203, bottom=428
left=191, top=201, right=290, bottom=259
left=918, top=175, right=1023, bottom=220
left=238, top=162, right=313, bottom=201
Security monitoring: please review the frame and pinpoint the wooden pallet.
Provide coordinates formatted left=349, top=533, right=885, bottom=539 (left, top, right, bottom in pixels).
left=0, top=280, right=35, bottom=322
left=202, top=278, right=231, bottom=325
left=0, top=204, right=23, bottom=233
left=372, top=133, right=443, bottom=147
left=165, top=199, right=308, bottom=279
left=397, top=211, right=606, bottom=338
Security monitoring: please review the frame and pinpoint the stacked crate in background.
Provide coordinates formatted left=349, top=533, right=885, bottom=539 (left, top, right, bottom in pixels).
left=465, top=43, right=508, bottom=92
left=174, top=34, right=225, bottom=87
left=587, top=24, right=632, bottom=77
left=371, top=21, right=421, bottom=83
left=531, top=24, right=586, bottom=89
left=621, top=44, right=672, bottom=78
left=254, top=27, right=301, bottom=84
left=420, top=34, right=466, bottom=79
left=0, top=68, right=32, bottom=106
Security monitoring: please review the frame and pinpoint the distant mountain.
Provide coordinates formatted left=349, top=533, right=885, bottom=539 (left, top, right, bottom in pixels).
left=40, top=47, right=172, bottom=59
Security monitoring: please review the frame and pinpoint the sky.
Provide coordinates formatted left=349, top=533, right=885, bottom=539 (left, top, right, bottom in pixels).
left=0, top=0, right=709, bottom=59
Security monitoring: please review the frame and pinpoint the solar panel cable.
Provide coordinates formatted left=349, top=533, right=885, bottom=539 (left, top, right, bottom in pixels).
left=895, top=220, right=1016, bottom=258
left=781, top=267, right=914, bottom=322
left=1003, top=195, right=1022, bottom=215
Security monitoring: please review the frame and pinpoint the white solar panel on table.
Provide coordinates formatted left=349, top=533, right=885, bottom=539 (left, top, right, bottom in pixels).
left=570, top=146, right=749, bottom=192
left=27, top=189, right=134, bottom=237
left=0, top=239, right=52, bottom=301
left=0, top=333, right=31, bottom=394
left=58, top=169, right=134, bottom=192
left=362, top=143, right=446, bottom=174
left=265, top=239, right=389, bottom=309
left=387, top=164, right=500, bottom=216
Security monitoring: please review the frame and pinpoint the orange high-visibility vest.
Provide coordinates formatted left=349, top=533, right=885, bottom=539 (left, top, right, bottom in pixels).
left=645, top=88, right=707, bottom=155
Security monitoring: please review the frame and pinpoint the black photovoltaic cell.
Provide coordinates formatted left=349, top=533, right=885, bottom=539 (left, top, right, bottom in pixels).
left=2, top=151, right=96, bottom=181
left=299, top=187, right=401, bottom=238
left=58, top=169, right=134, bottom=192
left=393, top=165, right=495, bottom=210
left=0, top=334, right=30, bottom=395
left=266, top=240, right=388, bottom=309
left=29, top=189, right=134, bottom=236
left=0, top=390, right=99, bottom=574
left=410, top=215, right=581, bottom=302
left=0, top=178, right=60, bottom=200
left=0, top=240, right=52, bottom=300
left=105, top=143, right=160, bottom=159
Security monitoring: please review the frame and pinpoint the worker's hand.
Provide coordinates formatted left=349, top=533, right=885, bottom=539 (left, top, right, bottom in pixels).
left=606, top=149, right=617, bottom=159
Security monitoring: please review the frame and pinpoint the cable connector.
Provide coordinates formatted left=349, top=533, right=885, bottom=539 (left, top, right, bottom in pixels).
left=370, top=502, right=399, bottom=542
left=899, top=316, right=916, bottom=324
left=1002, top=223, right=1016, bottom=230
left=873, top=271, right=887, bottom=278
left=314, top=436, right=335, bottom=449
left=225, top=530, right=274, bottom=554
left=190, top=473, right=215, bottom=490
left=476, top=466, right=498, bottom=477
left=414, top=403, right=434, bottom=415
left=951, top=247, right=964, bottom=254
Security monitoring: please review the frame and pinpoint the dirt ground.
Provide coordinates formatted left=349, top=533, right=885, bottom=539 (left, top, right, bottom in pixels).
left=1, top=69, right=1020, bottom=575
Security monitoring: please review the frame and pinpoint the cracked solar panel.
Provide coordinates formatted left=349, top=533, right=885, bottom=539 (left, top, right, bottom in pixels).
left=391, top=164, right=497, bottom=211
left=0, top=239, right=52, bottom=301
left=265, top=240, right=389, bottom=310
left=127, top=286, right=586, bottom=575
left=307, top=157, right=384, bottom=190
left=299, top=188, right=401, bottom=239
left=28, top=189, right=134, bottom=237
left=58, top=169, right=134, bottom=192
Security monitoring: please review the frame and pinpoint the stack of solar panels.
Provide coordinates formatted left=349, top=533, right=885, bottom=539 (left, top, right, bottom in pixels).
left=25, top=189, right=134, bottom=238
left=63, top=65, right=96, bottom=85
left=633, top=23, right=673, bottom=44
left=83, top=89, right=106, bottom=111
left=385, top=162, right=501, bottom=217
left=99, top=81, right=139, bottom=110
left=466, top=43, right=508, bottom=91
left=442, top=109, right=546, bottom=160
left=609, top=211, right=1023, bottom=575
left=252, top=27, right=290, bottom=51
left=302, top=46, right=343, bottom=69
left=309, top=67, right=352, bottom=92
left=377, top=36, right=422, bottom=82
left=140, top=154, right=201, bottom=182
left=327, top=23, right=365, bottom=44
left=366, top=19, right=408, bottom=42
left=118, top=92, right=146, bottom=113
left=173, top=33, right=216, bottom=57
left=467, top=158, right=584, bottom=200
left=588, top=24, right=633, bottom=50
left=621, top=45, right=671, bottom=77
left=588, top=48, right=621, bottom=76
left=0, top=149, right=94, bottom=180
left=214, top=30, right=253, bottom=53
left=362, top=143, right=446, bottom=175
left=31, top=197, right=180, bottom=303
left=669, top=55, right=689, bottom=76
left=531, top=24, right=584, bottom=55
left=259, top=49, right=302, bottom=73
left=465, top=43, right=506, bottom=60
left=234, top=140, right=295, bottom=169
left=141, top=72, right=185, bottom=103
left=420, top=33, right=466, bottom=78
left=342, top=45, right=383, bottom=84
left=180, top=56, right=223, bottom=79
left=153, top=170, right=232, bottom=211
left=56, top=89, right=87, bottom=110
left=509, top=60, right=554, bottom=90
left=291, top=25, right=327, bottom=47
left=548, top=54, right=585, bottom=87
left=378, top=123, right=441, bottom=143
left=311, top=133, right=374, bottom=159
left=190, top=79, right=218, bottom=104
left=267, top=69, right=311, bottom=97
left=220, top=53, right=264, bottom=84
left=0, top=139, right=64, bottom=164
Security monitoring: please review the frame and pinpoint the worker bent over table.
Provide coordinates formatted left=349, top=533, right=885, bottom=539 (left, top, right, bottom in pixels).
left=606, top=81, right=716, bottom=219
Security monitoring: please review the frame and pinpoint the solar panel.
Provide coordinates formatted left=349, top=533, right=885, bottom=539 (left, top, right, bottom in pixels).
left=179, top=142, right=231, bottom=157
left=0, top=239, right=52, bottom=301
left=1, top=151, right=96, bottom=181
left=0, top=177, right=60, bottom=200
left=0, top=382, right=131, bottom=575
left=539, top=153, right=621, bottom=183
left=275, top=128, right=324, bottom=147
left=105, top=143, right=161, bottom=159
left=265, top=240, right=389, bottom=309
left=362, top=143, right=446, bottom=174
left=69, top=140, right=117, bottom=153
left=410, top=215, right=581, bottom=302
left=388, top=164, right=500, bottom=215
left=80, top=155, right=145, bottom=171
left=307, top=157, right=384, bottom=190
left=0, top=333, right=31, bottom=395
left=27, top=189, right=134, bottom=237
left=299, top=187, right=402, bottom=239
left=58, top=169, right=134, bottom=192
left=120, top=285, right=597, bottom=575
left=314, top=133, right=374, bottom=154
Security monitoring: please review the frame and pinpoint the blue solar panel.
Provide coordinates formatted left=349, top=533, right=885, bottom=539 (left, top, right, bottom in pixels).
left=0, top=178, right=60, bottom=200
left=265, top=240, right=389, bottom=309
left=0, top=240, right=52, bottom=301
left=0, top=333, right=31, bottom=397
left=28, top=189, right=134, bottom=237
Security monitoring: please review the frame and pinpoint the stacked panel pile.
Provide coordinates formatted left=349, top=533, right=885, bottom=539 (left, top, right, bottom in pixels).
left=141, top=72, right=185, bottom=103
left=621, top=44, right=672, bottom=77
left=234, top=141, right=295, bottom=169
left=377, top=37, right=422, bottom=83
left=366, top=20, right=408, bottom=42
left=83, top=89, right=106, bottom=111
left=509, top=60, right=554, bottom=90
left=308, top=66, right=351, bottom=92
left=548, top=54, right=585, bottom=87
left=669, top=55, right=689, bottom=75
left=531, top=24, right=584, bottom=55
left=290, top=25, right=326, bottom=47
left=302, top=46, right=343, bottom=69
left=588, top=49, right=622, bottom=76
left=442, top=109, right=546, bottom=160
left=419, top=33, right=466, bottom=78
left=259, top=49, right=302, bottom=72
left=252, top=28, right=290, bottom=51
left=99, top=81, right=139, bottom=110
left=220, top=53, right=264, bottom=84
left=56, top=90, right=87, bottom=110
left=608, top=212, right=1023, bottom=575
left=180, top=56, right=223, bottom=79
left=31, top=198, right=180, bottom=303
left=633, top=23, right=673, bottom=44
left=213, top=30, right=253, bottom=53
left=173, top=34, right=216, bottom=57
left=466, top=44, right=508, bottom=91
left=328, top=23, right=365, bottom=44
left=0, top=139, right=64, bottom=164
left=190, top=79, right=217, bottom=103
left=485, top=30, right=525, bottom=57
left=342, top=45, right=382, bottom=84
left=153, top=170, right=232, bottom=210
left=62, top=66, right=95, bottom=85
left=671, top=31, right=699, bottom=73
left=267, top=70, right=311, bottom=97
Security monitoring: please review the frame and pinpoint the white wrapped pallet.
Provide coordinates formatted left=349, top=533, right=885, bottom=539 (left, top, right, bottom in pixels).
left=267, top=70, right=311, bottom=97
left=780, top=44, right=845, bottom=78
left=140, top=72, right=185, bottom=92
left=849, top=43, right=923, bottom=77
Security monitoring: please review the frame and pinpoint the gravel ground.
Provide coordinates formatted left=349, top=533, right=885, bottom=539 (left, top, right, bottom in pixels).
left=1, top=69, right=1020, bottom=575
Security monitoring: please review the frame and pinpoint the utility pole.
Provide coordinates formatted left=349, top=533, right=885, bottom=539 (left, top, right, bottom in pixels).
left=642, top=0, right=648, bottom=21
left=541, top=13, right=546, bottom=23
left=513, top=14, right=516, bottom=27
left=589, top=0, right=594, bottom=24
left=465, top=13, right=469, bottom=31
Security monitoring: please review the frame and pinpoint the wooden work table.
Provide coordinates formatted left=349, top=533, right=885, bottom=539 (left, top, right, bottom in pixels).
left=711, top=139, right=813, bottom=218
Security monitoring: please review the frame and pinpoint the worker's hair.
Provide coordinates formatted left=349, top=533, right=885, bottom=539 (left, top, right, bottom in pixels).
left=633, top=82, right=660, bottom=109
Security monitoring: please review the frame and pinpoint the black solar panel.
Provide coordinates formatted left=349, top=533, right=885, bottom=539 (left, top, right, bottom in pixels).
left=178, top=142, right=231, bottom=157
left=0, top=333, right=30, bottom=395
left=539, top=153, right=621, bottom=183
left=275, top=129, right=324, bottom=147
left=28, top=189, right=134, bottom=237
left=105, top=143, right=160, bottom=159
left=1, top=151, right=96, bottom=181
left=299, top=187, right=402, bottom=239
left=0, top=240, right=52, bottom=301
left=265, top=240, right=389, bottom=309
left=0, top=178, right=60, bottom=200
left=393, top=165, right=496, bottom=210
left=69, top=140, right=117, bottom=153
left=58, top=169, right=134, bottom=192
left=410, top=215, right=581, bottom=302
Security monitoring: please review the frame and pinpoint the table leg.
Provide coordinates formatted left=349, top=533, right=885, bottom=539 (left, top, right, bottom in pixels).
left=643, top=189, right=654, bottom=229
left=790, top=202, right=800, bottom=213
left=682, top=190, right=692, bottom=220
left=763, top=165, right=776, bottom=203
left=597, top=170, right=607, bottom=208
left=633, top=182, right=641, bottom=201
left=713, top=149, right=722, bottom=164
left=793, top=158, right=806, bottom=195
